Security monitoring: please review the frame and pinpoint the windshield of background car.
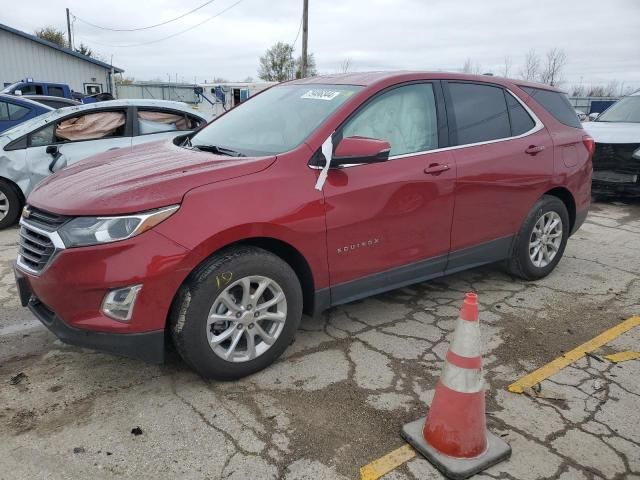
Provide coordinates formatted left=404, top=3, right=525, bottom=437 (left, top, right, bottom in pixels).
left=596, top=96, right=640, bottom=123
left=190, top=84, right=363, bottom=156
left=0, top=110, right=57, bottom=138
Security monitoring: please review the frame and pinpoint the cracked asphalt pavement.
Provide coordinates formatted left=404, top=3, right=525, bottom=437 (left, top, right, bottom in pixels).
left=0, top=200, right=639, bottom=480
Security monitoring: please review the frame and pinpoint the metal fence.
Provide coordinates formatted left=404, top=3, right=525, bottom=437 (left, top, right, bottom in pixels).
left=115, top=82, right=200, bottom=104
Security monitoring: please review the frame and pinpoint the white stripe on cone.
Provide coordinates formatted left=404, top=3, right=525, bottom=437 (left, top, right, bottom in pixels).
left=441, top=362, right=484, bottom=393
left=450, top=316, right=482, bottom=358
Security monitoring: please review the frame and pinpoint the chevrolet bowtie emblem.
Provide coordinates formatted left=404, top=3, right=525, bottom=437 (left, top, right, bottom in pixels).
left=22, top=207, right=31, bottom=219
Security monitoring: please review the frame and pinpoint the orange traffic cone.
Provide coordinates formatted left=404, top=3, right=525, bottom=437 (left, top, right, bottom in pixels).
left=401, top=292, right=511, bottom=479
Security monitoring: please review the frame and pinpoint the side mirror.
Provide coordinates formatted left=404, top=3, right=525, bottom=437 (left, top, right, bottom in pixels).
left=332, top=136, right=391, bottom=166
left=46, top=145, right=66, bottom=172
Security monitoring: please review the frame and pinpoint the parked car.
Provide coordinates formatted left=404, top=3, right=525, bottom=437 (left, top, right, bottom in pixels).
left=14, top=72, right=593, bottom=379
left=0, top=93, right=52, bottom=133
left=583, top=91, right=640, bottom=196
left=22, top=95, right=82, bottom=109
left=2, top=80, right=73, bottom=99
left=0, top=99, right=209, bottom=228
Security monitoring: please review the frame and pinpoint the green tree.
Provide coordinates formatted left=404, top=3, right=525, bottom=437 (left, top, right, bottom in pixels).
left=34, top=26, right=67, bottom=48
left=295, top=52, right=317, bottom=79
left=75, top=43, right=93, bottom=57
left=258, top=42, right=295, bottom=82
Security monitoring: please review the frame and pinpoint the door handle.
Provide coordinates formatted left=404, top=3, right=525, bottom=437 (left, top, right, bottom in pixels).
left=424, top=163, right=450, bottom=175
left=525, top=145, right=545, bottom=155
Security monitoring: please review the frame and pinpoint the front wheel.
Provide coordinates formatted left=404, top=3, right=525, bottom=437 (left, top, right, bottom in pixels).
left=170, top=246, right=303, bottom=380
left=0, top=180, right=22, bottom=230
left=507, top=195, right=570, bottom=280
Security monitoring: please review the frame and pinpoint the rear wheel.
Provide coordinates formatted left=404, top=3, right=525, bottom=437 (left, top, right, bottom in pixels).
left=507, top=195, right=570, bottom=280
left=170, top=246, right=303, bottom=380
left=0, top=180, right=22, bottom=230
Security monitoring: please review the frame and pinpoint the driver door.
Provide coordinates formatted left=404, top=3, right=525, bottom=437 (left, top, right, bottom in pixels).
left=321, top=82, right=456, bottom=305
left=25, top=108, right=132, bottom=188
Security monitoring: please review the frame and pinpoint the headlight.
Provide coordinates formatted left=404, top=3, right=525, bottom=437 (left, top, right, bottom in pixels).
left=58, top=205, right=179, bottom=247
left=633, top=147, right=640, bottom=160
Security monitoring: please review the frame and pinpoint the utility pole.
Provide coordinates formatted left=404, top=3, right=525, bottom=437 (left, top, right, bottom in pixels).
left=301, top=0, right=308, bottom=78
left=66, top=8, right=73, bottom=50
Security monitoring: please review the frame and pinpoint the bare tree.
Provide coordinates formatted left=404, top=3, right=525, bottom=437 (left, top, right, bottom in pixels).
left=570, top=84, right=586, bottom=97
left=539, top=48, right=567, bottom=86
left=462, top=58, right=482, bottom=75
left=340, top=58, right=352, bottom=73
left=603, top=80, right=620, bottom=97
left=501, top=56, right=513, bottom=78
left=519, top=49, right=540, bottom=81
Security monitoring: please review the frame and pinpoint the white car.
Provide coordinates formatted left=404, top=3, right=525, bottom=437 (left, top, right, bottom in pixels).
left=583, top=92, right=640, bottom=196
left=0, top=99, right=210, bottom=228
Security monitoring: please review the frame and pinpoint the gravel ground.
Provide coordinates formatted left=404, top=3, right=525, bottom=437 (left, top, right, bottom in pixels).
left=0, top=200, right=638, bottom=480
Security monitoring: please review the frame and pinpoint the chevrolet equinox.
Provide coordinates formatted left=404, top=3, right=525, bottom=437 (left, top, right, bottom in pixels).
left=14, top=73, right=593, bottom=379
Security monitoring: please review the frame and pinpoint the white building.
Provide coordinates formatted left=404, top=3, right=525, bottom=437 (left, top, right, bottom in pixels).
left=0, top=23, right=123, bottom=95
left=198, top=81, right=277, bottom=117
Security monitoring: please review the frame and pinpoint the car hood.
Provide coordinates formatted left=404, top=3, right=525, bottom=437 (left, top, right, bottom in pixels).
left=28, top=140, right=276, bottom=216
left=583, top=121, right=640, bottom=144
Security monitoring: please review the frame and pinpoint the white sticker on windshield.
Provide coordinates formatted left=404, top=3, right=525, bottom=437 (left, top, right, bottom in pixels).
left=301, top=89, right=341, bottom=101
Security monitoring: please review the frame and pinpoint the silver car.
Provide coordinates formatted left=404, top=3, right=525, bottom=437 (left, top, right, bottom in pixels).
left=0, top=99, right=210, bottom=228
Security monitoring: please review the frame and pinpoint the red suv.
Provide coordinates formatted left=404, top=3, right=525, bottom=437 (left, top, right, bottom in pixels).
left=14, top=73, right=593, bottom=379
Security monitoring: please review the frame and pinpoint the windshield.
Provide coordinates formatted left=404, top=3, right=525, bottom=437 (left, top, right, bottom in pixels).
left=190, top=84, right=363, bottom=156
left=597, top=96, right=640, bottom=123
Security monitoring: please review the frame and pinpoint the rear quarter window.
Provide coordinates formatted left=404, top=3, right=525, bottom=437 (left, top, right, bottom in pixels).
left=520, top=86, right=581, bottom=128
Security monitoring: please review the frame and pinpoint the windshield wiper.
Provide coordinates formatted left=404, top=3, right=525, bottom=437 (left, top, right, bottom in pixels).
left=192, top=144, right=246, bottom=157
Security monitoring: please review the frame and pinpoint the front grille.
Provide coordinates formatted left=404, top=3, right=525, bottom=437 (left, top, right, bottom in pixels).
left=23, top=206, right=69, bottom=231
left=592, top=143, right=640, bottom=175
left=18, top=224, right=56, bottom=273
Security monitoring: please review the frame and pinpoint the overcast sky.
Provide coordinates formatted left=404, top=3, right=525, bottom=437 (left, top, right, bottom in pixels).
left=2, top=0, right=639, bottom=91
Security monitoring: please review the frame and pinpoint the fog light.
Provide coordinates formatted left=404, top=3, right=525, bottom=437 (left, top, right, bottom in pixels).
left=101, top=285, right=143, bottom=322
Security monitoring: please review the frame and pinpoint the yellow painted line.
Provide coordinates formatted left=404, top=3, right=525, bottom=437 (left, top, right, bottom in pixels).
left=360, top=444, right=416, bottom=480
left=508, top=316, right=640, bottom=394
left=605, top=351, right=640, bottom=363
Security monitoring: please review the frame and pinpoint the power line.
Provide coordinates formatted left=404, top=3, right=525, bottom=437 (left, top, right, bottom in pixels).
left=79, top=0, right=244, bottom=48
left=291, top=10, right=303, bottom=48
left=73, top=0, right=219, bottom=32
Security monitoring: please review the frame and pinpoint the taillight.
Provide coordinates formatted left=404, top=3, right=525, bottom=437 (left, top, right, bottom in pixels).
left=582, top=135, right=595, bottom=155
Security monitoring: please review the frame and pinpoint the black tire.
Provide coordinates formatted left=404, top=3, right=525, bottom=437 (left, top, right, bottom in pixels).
left=0, top=179, right=23, bottom=230
left=507, top=195, right=570, bottom=280
left=170, top=246, right=303, bottom=380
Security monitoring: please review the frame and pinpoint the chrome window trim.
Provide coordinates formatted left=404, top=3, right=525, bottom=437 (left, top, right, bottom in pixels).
left=309, top=86, right=544, bottom=169
left=16, top=218, right=66, bottom=277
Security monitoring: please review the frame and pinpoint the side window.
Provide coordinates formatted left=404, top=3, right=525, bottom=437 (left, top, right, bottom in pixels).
left=30, top=110, right=127, bottom=147
left=342, top=83, right=438, bottom=157
left=30, top=124, right=56, bottom=147
left=20, top=85, right=44, bottom=95
left=520, top=86, right=581, bottom=128
left=48, top=86, right=65, bottom=98
left=7, top=103, right=30, bottom=121
left=137, top=109, right=192, bottom=135
left=505, top=92, right=535, bottom=136
left=448, top=83, right=510, bottom=145
left=0, top=102, right=10, bottom=121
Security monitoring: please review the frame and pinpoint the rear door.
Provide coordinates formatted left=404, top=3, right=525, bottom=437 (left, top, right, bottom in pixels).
left=25, top=107, right=132, bottom=187
left=444, top=81, right=554, bottom=270
left=322, top=82, right=456, bottom=304
left=131, top=107, right=205, bottom=146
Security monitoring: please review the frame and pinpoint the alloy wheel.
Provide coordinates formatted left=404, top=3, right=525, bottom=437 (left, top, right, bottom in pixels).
left=0, top=191, right=8, bottom=221
left=206, top=275, right=287, bottom=363
left=529, top=211, right=563, bottom=268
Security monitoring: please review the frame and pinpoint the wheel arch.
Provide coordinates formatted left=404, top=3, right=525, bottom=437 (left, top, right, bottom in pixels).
left=172, top=236, right=319, bottom=320
left=543, top=187, right=576, bottom=233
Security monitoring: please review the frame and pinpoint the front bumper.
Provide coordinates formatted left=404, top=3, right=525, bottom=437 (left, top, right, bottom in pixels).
left=592, top=143, right=640, bottom=196
left=15, top=227, right=193, bottom=362
left=27, top=293, right=165, bottom=363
